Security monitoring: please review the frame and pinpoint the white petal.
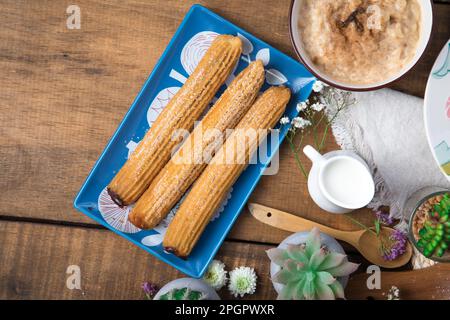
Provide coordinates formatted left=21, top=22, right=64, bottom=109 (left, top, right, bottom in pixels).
left=266, top=69, right=288, bottom=85
left=256, top=48, right=270, bottom=66
left=237, top=33, right=254, bottom=55
left=141, top=234, right=164, bottom=246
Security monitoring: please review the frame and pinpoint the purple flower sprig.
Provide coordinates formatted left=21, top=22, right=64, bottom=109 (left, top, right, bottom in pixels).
left=380, top=229, right=408, bottom=261
left=345, top=210, right=408, bottom=262
left=375, top=210, right=394, bottom=226
left=373, top=210, right=407, bottom=261
left=142, top=282, right=158, bottom=300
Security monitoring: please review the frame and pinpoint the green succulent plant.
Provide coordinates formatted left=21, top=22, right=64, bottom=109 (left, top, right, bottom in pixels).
left=158, top=287, right=206, bottom=300
left=267, top=228, right=359, bottom=300
left=416, top=193, right=450, bottom=258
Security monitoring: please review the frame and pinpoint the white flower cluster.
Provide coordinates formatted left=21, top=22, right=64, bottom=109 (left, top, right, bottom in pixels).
left=387, top=286, right=400, bottom=300
left=291, top=116, right=311, bottom=129
left=202, top=260, right=257, bottom=298
left=278, top=81, right=332, bottom=130
left=279, top=116, right=290, bottom=125
left=312, top=80, right=326, bottom=93
left=228, top=266, right=257, bottom=298
left=310, top=102, right=325, bottom=112
left=202, top=260, right=227, bottom=290
left=296, top=100, right=308, bottom=112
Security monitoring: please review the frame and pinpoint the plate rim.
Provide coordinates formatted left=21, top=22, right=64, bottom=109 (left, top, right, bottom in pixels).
left=423, top=39, right=450, bottom=182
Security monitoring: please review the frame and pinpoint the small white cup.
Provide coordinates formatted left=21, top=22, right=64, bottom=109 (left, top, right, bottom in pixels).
left=303, top=145, right=375, bottom=214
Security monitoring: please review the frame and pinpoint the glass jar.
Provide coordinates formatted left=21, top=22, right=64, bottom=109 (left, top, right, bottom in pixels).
left=405, top=187, right=450, bottom=262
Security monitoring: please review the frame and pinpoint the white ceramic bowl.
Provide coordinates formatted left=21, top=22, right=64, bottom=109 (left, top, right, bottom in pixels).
left=153, top=278, right=220, bottom=300
left=289, top=0, right=433, bottom=91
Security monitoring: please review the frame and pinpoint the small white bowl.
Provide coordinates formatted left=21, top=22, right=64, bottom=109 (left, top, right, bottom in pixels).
left=289, top=0, right=433, bottom=91
left=153, top=278, right=220, bottom=300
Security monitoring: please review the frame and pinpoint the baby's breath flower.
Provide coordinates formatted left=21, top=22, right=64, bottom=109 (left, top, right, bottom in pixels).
left=296, top=101, right=308, bottom=112
left=228, top=266, right=257, bottom=298
left=203, top=259, right=227, bottom=290
left=286, top=85, right=354, bottom=180
left=387, top=286, right=400, bottom=300
left=311, top=102, right=325, bottom=112
left=291, top=117, right=311, bottom=129
left=312, top=80, right=324, bottom=93
left=279, top=116, right=290, bottom=125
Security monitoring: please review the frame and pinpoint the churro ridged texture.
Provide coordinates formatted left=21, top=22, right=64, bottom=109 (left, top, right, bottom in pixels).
left=163, top=86, right=291, bottom=257
left=107, top=35, right=242, bottom=206
left=129, top=61, right=265, bottom=229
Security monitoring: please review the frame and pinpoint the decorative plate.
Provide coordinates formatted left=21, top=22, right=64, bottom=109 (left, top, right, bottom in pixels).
left=73, top=4, right=314, bottom=278
left=424, top=39, right=450, bottom=181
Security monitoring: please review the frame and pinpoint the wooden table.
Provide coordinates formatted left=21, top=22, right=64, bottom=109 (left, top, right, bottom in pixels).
left=1, top=0, right=449, bottom=300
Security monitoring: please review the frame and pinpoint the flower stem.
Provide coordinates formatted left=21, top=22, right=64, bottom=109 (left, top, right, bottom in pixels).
left=344, top=214, right=377, bottom=236
left=319, top=107, right=341, bottom=151
left=296, top=134, right=304, bottom=153
left=313, top=111, right=327, bottom=130
left=318, top=124, right=330, bottom=151
left=287, top=134, right=308, bottom=178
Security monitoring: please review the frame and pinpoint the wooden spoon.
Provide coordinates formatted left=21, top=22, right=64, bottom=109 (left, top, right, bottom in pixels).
left=248, top=203, right=412, bottom=268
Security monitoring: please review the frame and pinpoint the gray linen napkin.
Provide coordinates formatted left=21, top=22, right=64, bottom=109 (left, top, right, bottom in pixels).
left=328, top=88, right=450, bottom=221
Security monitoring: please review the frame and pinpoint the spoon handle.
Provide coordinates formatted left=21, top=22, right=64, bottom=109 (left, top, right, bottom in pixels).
left=248, top=203, right=361, bottom=246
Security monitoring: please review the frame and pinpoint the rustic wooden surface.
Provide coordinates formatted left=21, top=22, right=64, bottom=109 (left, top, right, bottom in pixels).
left=346, top=263, right=450, bottom=300
left=0, top=0, right=449, bottom=300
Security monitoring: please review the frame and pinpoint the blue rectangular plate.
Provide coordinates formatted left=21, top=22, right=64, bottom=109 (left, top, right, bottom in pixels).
left=74, top=4, right=314, bottom=278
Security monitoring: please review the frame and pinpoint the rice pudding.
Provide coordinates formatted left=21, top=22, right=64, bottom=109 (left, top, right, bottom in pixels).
left=297, top=0, right=421, bottom=85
